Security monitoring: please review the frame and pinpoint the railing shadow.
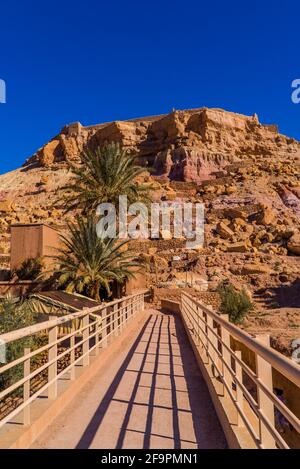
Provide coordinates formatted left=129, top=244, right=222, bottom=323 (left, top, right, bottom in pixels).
left=115, top=314, right=162, bottom=449
left=75, top=315, right=153, bottom=449
left=76, top=310, right=226, bottom=449
left=172, top=312, right=227, bottom=449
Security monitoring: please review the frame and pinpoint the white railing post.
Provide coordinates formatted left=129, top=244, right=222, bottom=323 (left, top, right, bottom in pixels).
left=128, top=298, right=132, bottom=319
left=118, top=301, right=122, bottom=332
left=134, top=296, right=137, bottom=315
left=134, top=295, right=137, bottom=314
left=206, top=314, right=213, bottom=370
left=82, top=311, right=90, bottom=366
left=128, top=297, right=132, bottom=320
left=189, top=299, right=196, bottom=340
left=188, top=296, right=193, bottom=330
left=181, top=295, right=186, bottom=322
left=122, top=300, right=126, bottom=325
left=196, top=305, right=202, bottom=347
left=48, top=316, right=58, bottom=399
left=199, top=310, right=209, bottom=364
left=198, top=306, right=206, bottom=357
left=119, top=300, right=124, bottom=332
left=207, top=306, right=218, bottom=377
left=23, top=347, right=31, bottom=425
left=220, top=314, right=232, bottom=399
left=94, top=315, right=100, bottom=356
left=140, top=293, right=144, bottom=311
left=70, top=319, right=76, bottom=380
left=101, top=308, right=108, bottom=348
left=202, top=311, right=209, bottom=364
left=128, top=299, right=132, bottom=320
left=113, top=303, right=119, bottom=337
left=235, top=350, right=244, bottom=427
left=256, top=334, right=276, bottom=449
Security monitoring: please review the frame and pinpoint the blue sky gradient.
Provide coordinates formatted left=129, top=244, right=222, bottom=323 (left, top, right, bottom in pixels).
left=1, top=0, right=300, bottom=173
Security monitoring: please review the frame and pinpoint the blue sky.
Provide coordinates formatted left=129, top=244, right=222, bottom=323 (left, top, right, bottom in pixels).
left=0, top=0, right=300, bottom=173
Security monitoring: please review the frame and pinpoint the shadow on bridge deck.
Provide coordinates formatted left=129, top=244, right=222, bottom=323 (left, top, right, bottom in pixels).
left=32, top=310, right=227, bottom=449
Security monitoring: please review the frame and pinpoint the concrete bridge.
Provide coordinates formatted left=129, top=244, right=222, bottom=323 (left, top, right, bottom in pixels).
left=0, top=291, right=299, bottom=449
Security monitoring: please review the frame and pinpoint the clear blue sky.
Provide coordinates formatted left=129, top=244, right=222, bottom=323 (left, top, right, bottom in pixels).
left=1, top=0, right=300, bottom=173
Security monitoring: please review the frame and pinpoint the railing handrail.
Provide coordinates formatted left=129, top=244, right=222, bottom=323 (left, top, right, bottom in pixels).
left=182, top=292, right=300, bottom=388
left=0, top=289, right=148, bottom=345
left=0, top=290, right=146, bottom=432
left=181, top=292, right=300, bottom=449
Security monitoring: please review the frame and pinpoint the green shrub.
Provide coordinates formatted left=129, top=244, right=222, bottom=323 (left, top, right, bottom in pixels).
left=274, top=261, right=281, bottom=272
left=217, top=281, right=254, bottom=324
left=15, top=257, right=43, bottom=280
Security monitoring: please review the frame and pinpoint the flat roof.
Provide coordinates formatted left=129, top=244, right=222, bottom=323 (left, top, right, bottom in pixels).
left=31, top=291, right=101, bottom=311
left=10, top=223, right=62, bottom=232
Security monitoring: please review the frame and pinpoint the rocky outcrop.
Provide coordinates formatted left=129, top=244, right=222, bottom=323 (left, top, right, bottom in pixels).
left=287, top=232, right=300, bottom=255
left=241, top=263, right=272, bottom=275
left=24, top=108, right=300, bottom=183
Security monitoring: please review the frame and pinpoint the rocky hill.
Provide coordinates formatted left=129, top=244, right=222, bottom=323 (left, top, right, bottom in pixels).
left=25, top=107, right=300, bottom=182
left=0, top=107, right=300, bottom=354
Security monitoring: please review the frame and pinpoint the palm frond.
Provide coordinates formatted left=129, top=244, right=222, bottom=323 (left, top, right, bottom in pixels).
left=60, top=142, right=150, bottom=214
left=52, top=215, right=143, bottom=301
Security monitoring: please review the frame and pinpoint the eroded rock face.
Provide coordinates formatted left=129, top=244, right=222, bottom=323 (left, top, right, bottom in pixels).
left=277, top=185, right=300, bottom=221
left=1, top=106, right=298, bottom=264
left=24, top=107, right=300, bottom=183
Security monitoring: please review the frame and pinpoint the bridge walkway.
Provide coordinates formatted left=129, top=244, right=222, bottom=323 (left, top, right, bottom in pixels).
left=32, top=310, right=227, bottom=449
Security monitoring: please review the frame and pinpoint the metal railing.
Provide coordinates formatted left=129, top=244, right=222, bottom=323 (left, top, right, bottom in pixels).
left=0, top=290, right=146, bottom=429
left=181, top=292, right=300, bottom=449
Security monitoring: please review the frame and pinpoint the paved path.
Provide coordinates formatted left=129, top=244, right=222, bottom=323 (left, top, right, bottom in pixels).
left=32, top=310, right=227, bottom=449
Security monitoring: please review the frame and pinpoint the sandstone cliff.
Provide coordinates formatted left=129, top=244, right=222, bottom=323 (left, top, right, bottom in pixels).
left=0, top=107, right=300, bottom=356
left=24, top=107, right=300, bottom=183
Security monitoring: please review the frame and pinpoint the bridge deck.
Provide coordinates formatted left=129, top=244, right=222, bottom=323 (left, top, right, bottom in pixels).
left=32, top=310, right=227, bottom=449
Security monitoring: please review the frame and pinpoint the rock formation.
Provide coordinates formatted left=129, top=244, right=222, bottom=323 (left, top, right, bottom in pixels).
left=0, top=106, right=300, bottom=356
left=24, top=108, right=300, bottom=183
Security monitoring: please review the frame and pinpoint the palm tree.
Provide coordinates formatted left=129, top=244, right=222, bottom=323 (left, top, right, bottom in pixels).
left=61, top=142, right=150, bottom=214
left=53, top=216, right=141, bottom=301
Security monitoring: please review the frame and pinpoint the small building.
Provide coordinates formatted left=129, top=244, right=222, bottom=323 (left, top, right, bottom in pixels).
left=10, top=223, right=61, bottom=272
